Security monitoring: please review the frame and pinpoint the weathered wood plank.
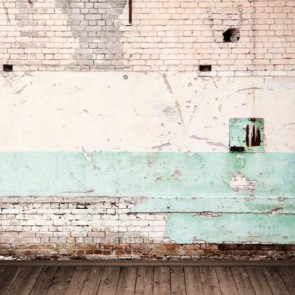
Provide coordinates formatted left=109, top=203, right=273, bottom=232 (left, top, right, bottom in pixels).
left=246, top=267, right=272, bottom=295
left=230, top=266, right=256, bottom=295
left=135, top=267, right=153, bottom=295
left=0, top=267, right=19, bottom=295
left=97, top=267, right=120, bottom=295
left=215, top=267, right=239, bottom=295
left=289, top=266, right=295, bottom=278
left=262, top=267, right=290, bottom=295
left=6, top=266, right=42, bottom=295
left=46, top=267, right=75, bottom=295
left=184, top=266, right=204, bottom=295
left=116, top=267, right=137, bottom=295
left=80, top=267, right=103, bottom=295
left=277, top=267, right=295, bottom=294
left=170, top=267, right=186, bottom=295
left=153, top=267, right=171, bottom=295
left=65, top=267, right=89, bottom=295
left=30, top=267, right=58, bottom=295
left=200, top=267, right=222, bottom=295
left=0, top=267, right=7, bottom=276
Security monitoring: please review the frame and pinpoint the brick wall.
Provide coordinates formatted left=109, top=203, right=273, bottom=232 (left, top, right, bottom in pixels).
left=0, top=0, right=294, bottom=75
left=1, top=197, right=294, bottom=260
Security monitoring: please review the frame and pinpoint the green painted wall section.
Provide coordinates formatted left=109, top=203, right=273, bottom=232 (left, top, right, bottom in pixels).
left=0, top=152, right=294, bottom=197
left=165, top=213, right=295, bottom=244
left=132, top=197, right=295, bottom=214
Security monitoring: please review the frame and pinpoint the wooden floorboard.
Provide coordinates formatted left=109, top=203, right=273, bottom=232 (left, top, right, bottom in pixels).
left=200, top=266, right=222, bottom=295
left=97, top=266, right=120, bottom=295
left=153, top=267, right=171, bottom=295
left=246, top=267, right=273, bottom=295
left=135, top=267, right=153, bottom=295
left=65, top=266, right=90, bottom=295
left=170, top=267, right=186, bottom=295
left=277, top=266, right=295, bottom=294
left=0, top=267, right=20, bottom=295
left=184, top=267, right=204, bottom=295
left=262, top=267, right=291, bottom=295
left=30, top=266, right=58, bottom=295
left=0, top=265, right=294, bottom=294
left=116, top=266, right=137, bottom=295
left=46, top=266, right=76, bottom=295
left=215, top=267, right=239, bottom=295
left=80, top=266, right=103, bottom=295
left=6, top=266, right=42, bottom=295
left=230, top=266, right=256, bottom=295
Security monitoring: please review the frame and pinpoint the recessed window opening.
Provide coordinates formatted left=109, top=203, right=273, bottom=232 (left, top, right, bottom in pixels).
left=223, top=28, right=240, bottom=42
left=3, top=64, right=13, bottom=72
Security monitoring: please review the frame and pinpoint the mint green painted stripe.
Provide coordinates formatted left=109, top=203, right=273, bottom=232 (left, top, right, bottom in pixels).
left=0, top=152, right=293, bottom=197
left=165, top=213, right=295, bottom=244
left=132, top=197, right=295, bottom=214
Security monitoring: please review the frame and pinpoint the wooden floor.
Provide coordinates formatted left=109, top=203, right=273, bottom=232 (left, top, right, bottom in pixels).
left=0, top=265, right=294, bottom=295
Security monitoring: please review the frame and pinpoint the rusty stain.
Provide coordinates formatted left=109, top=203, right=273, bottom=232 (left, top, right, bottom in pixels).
left=246, top=125, right=250, bottom=146
left=246, top=124, right=261, bottom=147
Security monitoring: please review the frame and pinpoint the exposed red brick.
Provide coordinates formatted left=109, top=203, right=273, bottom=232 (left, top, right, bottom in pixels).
left=0, top=243, right=294, bottom=260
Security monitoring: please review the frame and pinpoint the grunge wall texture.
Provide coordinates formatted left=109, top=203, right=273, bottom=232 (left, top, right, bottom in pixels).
left=0, top=0, right=294, bottom=259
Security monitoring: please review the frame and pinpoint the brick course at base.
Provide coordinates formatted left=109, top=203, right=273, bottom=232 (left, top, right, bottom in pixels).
left=0, top=243, right=294, bottom=261
left=0, top=197, right=294, bottom=260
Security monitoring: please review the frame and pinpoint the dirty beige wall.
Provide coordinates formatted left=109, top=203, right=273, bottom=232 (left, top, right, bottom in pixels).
left=0, top=0, right=294, bottom=75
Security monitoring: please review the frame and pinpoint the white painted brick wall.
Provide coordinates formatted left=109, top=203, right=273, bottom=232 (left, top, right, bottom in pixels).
left=0, top=197, right=168, bottom=246
left=0, top=0, right=293, bottom=75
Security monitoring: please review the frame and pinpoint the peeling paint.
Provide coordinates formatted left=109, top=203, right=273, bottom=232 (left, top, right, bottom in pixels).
left=0, top=152, right=293, bottom=198
left=165, top=213, right=295, bottom=244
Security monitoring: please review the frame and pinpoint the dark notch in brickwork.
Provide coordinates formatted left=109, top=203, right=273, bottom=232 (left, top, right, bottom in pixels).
left=3, top=64, right=13, bottom=72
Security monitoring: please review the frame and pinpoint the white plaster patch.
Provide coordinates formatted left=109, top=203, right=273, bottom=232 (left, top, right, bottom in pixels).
left=0, top=72, right=294, bottom=152
left=230, top=173, right=256, bottom=193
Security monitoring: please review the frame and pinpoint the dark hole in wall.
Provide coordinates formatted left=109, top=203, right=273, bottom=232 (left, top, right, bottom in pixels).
left=3, top=64, right=13, bottom=72
left=223, top=28, right=240, bottom=42
left=230, top=146, right=245, bottom=152
left=199, top=65, right=212, bottom=72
